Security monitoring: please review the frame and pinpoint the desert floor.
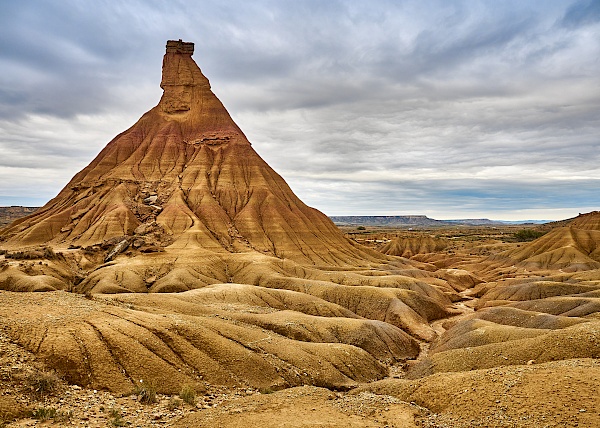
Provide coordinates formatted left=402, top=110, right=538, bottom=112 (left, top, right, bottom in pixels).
left=1, top=223, right=599, bottom=427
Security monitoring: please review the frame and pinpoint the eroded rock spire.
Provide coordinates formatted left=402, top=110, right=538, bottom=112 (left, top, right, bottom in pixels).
left=0, top=40, right=372, bottom=268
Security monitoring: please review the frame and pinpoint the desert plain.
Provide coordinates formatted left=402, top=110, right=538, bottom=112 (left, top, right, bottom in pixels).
left=0, top=40, right=599, bottom=427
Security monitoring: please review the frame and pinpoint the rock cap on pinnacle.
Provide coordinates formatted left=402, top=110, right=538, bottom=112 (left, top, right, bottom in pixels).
left=166, top=39, right=194, bottom=55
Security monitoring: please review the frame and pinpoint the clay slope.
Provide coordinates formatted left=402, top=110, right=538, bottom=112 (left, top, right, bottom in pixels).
left=0, top=288, right=421, bottom=393
left=379, top=236, right=448, bottom=258
left=0, top=40, right=376, bottom=267
left=359, top=359, right=600, bottom=428
left=408, top=272, right=600, bottom=378
left=498, top=211, right=600, bottom=271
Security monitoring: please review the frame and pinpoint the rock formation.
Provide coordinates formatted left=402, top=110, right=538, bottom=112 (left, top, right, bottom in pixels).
left=0, top=41, right=459, bottom=395
left=500, top=211, right=600, bottom=271
left=0, top=40, right=379, bottom=267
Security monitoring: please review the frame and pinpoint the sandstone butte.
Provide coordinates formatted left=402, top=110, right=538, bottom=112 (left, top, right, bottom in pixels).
left=0, top=41, right=599, bottom=427
left=1, top=39, right=373, bottom=265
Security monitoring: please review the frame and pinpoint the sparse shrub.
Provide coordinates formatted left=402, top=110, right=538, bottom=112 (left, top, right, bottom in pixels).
left=54, top=410, right=73, bottom=422
left=179, top=384, right=196, bottom=405
left=30, top=406, right=71, bottom=421
left=42, top=246, right=57, bottom=259
left=356, top=226, right=366, bottom=230
left=108, top=408, right=127, bottom=427
left=31, top=407, right=57, bottom=420
left=168, top=397, right=183, bottom=410
left=513, top=229, right=546, bottom=242
left=3, top=246, right=56, bottom=260
left=5, top=249, right=39, bottom=260
left=27, top=370, right=59, bottom=396
left=134, top=380, right=157, bottom=404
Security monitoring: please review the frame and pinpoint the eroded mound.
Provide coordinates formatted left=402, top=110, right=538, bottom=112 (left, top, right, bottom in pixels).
left=0, top=290, right=396, bottom=393
left=497, top=211, right=600, bottom=272
left=408, top=272, right=600, bottom=378
left=379, top=236, right=448, bottom=258
left=359, top=359, right=600, bottom=428
left=173, top=385, right=420, bottom=428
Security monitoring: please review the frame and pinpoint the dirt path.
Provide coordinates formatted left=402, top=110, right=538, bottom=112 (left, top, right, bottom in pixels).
left=171, top=386, right=420, bottom=428
left=392, top=292, right=476, bottom=377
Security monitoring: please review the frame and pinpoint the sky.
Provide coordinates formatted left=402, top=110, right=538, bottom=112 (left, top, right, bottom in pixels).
left=0, top=1, right=599, bottom=220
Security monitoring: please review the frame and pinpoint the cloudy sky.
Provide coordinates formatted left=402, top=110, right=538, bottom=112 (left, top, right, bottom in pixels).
left=0, top=1, right=599, bottom=220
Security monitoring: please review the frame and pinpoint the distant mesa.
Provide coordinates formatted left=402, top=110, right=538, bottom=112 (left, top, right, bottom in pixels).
left=0, top=206, right=38, bottom=228
left=331, top=215, right=448, bottom=228
left=330, top=215, right=547, bottom=228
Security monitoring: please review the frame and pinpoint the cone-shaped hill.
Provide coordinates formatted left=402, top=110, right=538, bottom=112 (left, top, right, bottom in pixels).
left=0, top=40, right=453, bottom=301
left=0, top=40, right=377, bottom=267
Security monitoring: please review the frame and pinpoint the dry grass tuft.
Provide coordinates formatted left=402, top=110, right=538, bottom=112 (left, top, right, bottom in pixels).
left=134, top=380, right=157, bottom=404
left=179, top=384, right=196, bottom=405
left=27, top=370, right=59, bottom=396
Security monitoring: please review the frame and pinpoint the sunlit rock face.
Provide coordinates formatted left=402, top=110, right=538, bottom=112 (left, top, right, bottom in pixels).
left=0, top=39, right=379, bottom=267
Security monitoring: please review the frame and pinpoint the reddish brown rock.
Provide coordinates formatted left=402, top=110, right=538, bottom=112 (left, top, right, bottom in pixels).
left=0, top=40, right=382, bottom=267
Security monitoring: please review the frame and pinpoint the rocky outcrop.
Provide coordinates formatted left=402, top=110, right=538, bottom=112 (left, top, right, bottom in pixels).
left=497, top=211, right=600, bottom=271
left=0, top=40, right=382, bottom=267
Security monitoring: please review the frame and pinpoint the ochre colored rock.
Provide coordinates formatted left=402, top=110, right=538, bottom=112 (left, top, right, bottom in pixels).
left=0, top=41, right=460, bottom=395
left=0, top=40, right=379, bottom=267
left=498, top=211, right=600, bottom=271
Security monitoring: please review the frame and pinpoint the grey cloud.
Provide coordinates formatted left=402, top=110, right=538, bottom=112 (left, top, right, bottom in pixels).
left=561, top=0, right=600, bottom=27
left=0, top=0, right=598, bottom=219
left=289, top=176, right=600, bottom=218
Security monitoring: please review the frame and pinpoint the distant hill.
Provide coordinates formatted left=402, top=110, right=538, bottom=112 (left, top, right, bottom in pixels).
left=0, top=209, right=551, bottom=231
left=330, top=215, right=449, bottom=227
left=445, top=219, right=549, bottom=226
left=330, top=216, right=549, bottom=228
left=501, top=211, right=600, bottom=271
left=0, top=206, right=38, bottom=228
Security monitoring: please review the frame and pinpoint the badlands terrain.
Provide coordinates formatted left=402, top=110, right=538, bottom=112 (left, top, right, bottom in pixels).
left=1, top=40, right=599, bottom=427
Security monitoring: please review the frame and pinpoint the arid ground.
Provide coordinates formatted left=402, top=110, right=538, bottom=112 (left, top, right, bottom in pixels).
left=1, top=40, right=599, bottom=427
left=2, top=219, right=599, bottom=427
